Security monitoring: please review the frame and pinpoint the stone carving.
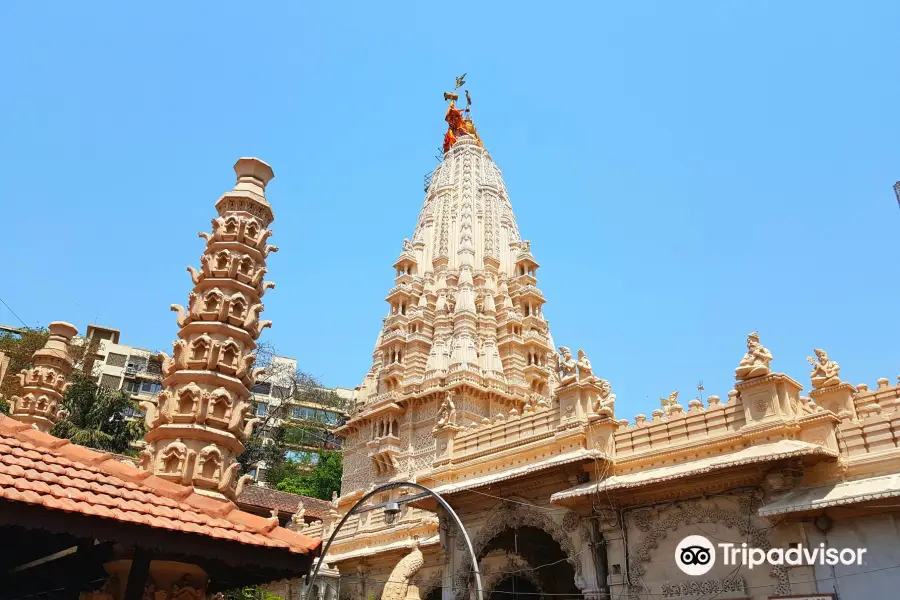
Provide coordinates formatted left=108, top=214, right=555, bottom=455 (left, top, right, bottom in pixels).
left=808, top=348, right=841, bottom=389
left=141, top=158, right=276, bottom=500
left=562, top=511, right=580, bottom=532
left=576, top=349, right=595, bottom=382
left=592, top=379, right=616, bottom=416
left=434, top=392, right=457, bottom=431
left=331, top=491, right=340, bottom=510
left=381, top=542, right=425, bottom=600
left=453, top=502, right=582, bottom=600
left=556, top=346, right=578, bottom=386
left=627, top=499, right=789, bottom=598
left=660, top=576, right=745, bottom=597
left=10, top=322, right=78, bottom=432
left=734, top=331, right=773, bottom=381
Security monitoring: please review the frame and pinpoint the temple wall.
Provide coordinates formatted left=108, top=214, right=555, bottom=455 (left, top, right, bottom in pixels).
left=799, top=514, right=900, bottom=599
left=609, top=494, right=816, bottom=600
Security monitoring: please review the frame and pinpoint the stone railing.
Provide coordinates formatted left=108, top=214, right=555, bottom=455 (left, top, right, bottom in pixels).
left=840, top=377, right=900, bottom=459
left=614, top=395, right=746, bottom=459
left=452, top=405, right=557, bottom=461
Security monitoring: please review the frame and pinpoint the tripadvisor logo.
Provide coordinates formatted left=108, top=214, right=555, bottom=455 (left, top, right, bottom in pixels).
left=675, top=535, right=868, bottom=576
left=675, top=535, right=716, bottom=576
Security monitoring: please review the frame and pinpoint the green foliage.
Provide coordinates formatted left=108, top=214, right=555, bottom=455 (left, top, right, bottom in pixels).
left=276, top=451, right=343, bottom=500
left=0, top=397, right=9, bottom=415
left=223, top=587, right=283, bottom=600
left=50, top=372, right=145, bottom=454
left=0, top=327, right=50, bottom=403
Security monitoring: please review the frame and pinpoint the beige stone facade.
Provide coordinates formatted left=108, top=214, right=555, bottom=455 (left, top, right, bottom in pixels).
left=296, top=106, right=900, bottom=600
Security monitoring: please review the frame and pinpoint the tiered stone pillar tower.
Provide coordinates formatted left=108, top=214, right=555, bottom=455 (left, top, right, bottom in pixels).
left=141, top=157, right=278, bottom=499
left=10, top=322, right=78, bottom=432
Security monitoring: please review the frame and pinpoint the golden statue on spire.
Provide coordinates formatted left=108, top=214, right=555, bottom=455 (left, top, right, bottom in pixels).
left=660, top=390, right=680, bottom=413
left=442, top=73, right=482, bottom=153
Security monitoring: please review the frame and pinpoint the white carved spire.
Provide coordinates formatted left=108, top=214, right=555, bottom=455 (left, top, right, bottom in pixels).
left=142, top=157, right=277, bottom=500
left=336, top=102, right=558, bottom=495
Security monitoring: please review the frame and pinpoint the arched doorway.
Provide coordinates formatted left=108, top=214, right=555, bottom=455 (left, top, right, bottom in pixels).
left=422, top=587, right=442, bottom=600
left=490, top=575, right=542, bottom=600
left=482, top=526, right=579, bottom=600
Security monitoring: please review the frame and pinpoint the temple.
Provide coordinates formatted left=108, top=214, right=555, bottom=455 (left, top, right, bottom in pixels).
left=296, top=92, right=900, bottom=600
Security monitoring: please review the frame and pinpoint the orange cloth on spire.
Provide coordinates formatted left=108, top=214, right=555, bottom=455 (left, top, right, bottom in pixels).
left=443, top=101, right=469, bottom=152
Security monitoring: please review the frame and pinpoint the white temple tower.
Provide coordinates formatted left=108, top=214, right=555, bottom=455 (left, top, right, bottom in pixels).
left=141, top=158, right=278, bottom=499
left=339, top=99, right=557, bottom=493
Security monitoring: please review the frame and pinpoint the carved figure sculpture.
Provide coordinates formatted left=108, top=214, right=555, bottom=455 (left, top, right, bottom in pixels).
left=331, top=491, right=340, bottom=510
left=808, top=348, right=841, bottom=389
left=434, top=391, right=457, bottom=430
left=381, top=542, right=424, bottom=600
left=291, top=501, right=306, bottom=529
left=593, top=379, right=616, bottom=416
left=734, top=332, right=773, bottom=381
left=576, top=349, right=594, bottom=381
left=556, top=346, right=578, bottom=386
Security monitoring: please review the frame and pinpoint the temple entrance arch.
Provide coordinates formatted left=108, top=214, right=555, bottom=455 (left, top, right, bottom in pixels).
left=490, top=575, right=542, bottom=600
left=480, top=527, right=577, bottom=600
left=454, top=503, right=583, bottom=600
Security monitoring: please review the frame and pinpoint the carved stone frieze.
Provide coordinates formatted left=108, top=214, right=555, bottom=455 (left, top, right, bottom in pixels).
left=627, top=498, right=790, bottom=598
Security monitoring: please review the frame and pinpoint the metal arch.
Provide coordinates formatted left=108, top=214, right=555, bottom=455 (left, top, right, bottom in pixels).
left=303, top=481, right=483, bottom=600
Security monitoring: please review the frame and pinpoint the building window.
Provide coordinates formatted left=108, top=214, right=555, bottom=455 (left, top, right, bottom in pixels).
left=256, top=402, right=268, bottom=417
left=140, top=381, right=162, bottom=395
left=106, top=353, right=127, bottom=368
left=127, top=357, right=148, bottom=372
left=100, top=374, right=122, bottom=389
left=123, top=380, right=141, bottom=394
left=272, top=385, right=291, bottom=399
left=292, top=406, right=318, bottom=421
left=252, top=382, right=272, bottom=396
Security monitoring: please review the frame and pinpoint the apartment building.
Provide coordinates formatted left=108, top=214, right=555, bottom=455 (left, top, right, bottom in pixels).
left=81, top=325, right=356, bottom=477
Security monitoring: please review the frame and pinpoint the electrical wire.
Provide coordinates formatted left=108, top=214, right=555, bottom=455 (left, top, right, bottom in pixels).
left=0, top=294, right=28, bottom=327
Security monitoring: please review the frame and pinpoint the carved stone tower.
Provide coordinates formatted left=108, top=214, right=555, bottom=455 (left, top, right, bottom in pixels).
left=340, top=100, right=565, bottom=493
left=10, top=321, right=78, bottom=432
left=141, top=157, right=278, bottom=499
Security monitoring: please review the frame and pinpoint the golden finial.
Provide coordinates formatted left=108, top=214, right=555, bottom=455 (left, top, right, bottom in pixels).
left=660, top=391, right=679, bottom=411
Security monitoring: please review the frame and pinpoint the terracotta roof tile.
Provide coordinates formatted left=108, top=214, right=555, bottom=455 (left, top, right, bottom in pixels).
left=236, top=484, right=331, bottom=519
left=0, top=414, right=320, bottom=556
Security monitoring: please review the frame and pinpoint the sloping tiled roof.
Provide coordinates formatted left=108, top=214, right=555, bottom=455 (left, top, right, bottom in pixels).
left=0, top=414, right=321, bottom=555
left=237, top=484, right=331, bottom=519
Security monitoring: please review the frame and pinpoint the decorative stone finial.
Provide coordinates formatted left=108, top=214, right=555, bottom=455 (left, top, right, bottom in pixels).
left=734, top=331, right=773, bottom=381
left=142, top=159, right=277, bottom=500
left=11, top=321, right=78, bottom=432
left=234, top=157, right=275, bottom=190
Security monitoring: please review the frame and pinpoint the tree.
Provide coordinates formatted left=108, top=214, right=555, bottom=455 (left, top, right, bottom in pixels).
left=0, top=327, right=51, bottom=411
left=0, top=326, right=95, bottom=414
left=51, top=372, right=145, bottom=454
left=276, top=451, right=343, bottom=500
left=237, top=342, right=354, bottom=490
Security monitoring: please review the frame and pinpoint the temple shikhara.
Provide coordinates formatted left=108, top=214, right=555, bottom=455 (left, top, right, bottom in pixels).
left=293, top=87, right=900, bottom=600
left=2, top=82, right=899, bottom=600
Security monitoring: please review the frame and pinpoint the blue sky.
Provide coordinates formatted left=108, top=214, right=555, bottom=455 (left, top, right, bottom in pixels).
left=1, top=2, right=898, bottom=421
